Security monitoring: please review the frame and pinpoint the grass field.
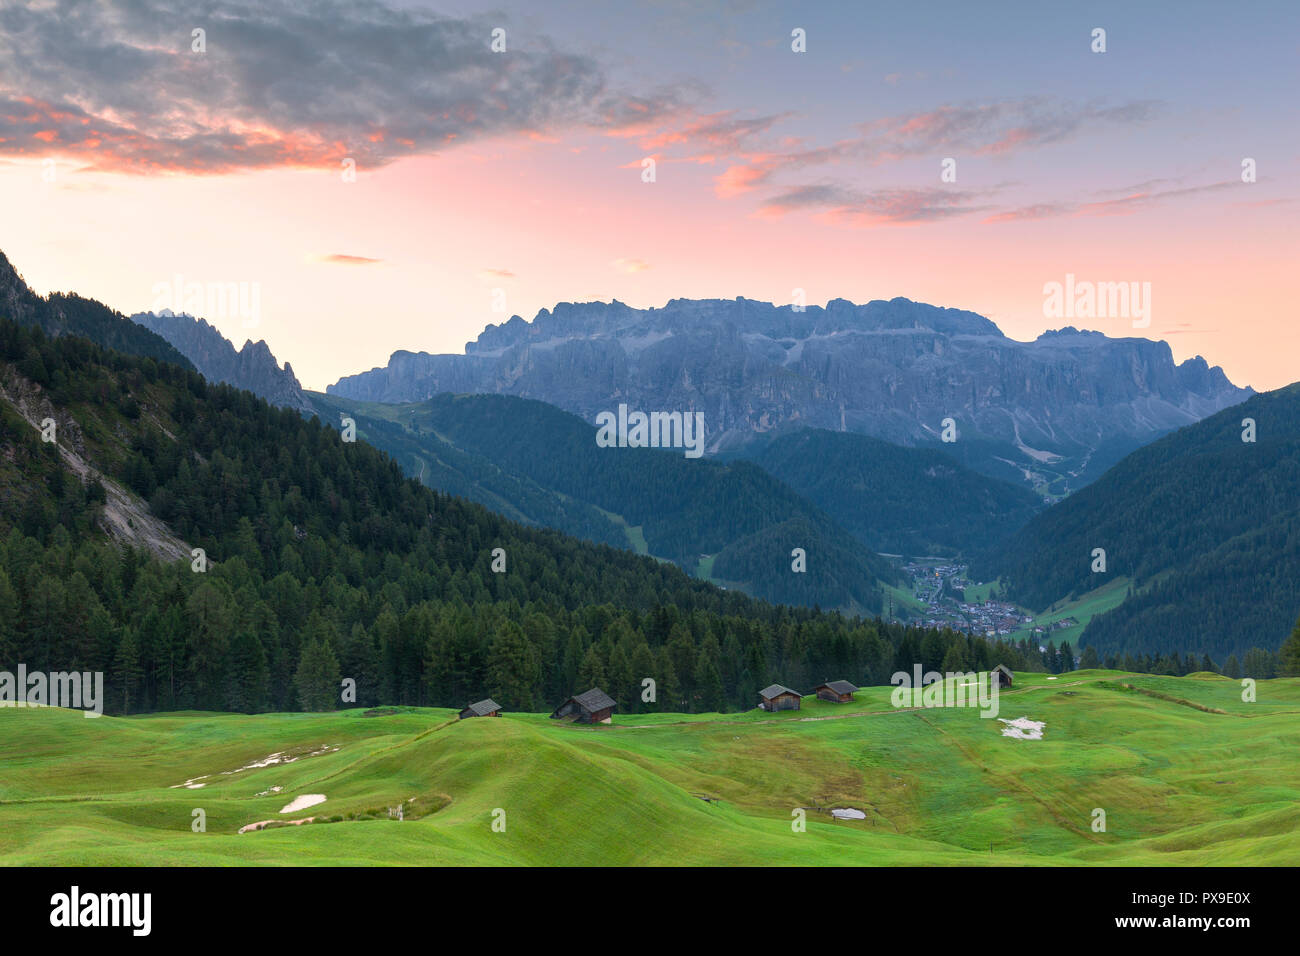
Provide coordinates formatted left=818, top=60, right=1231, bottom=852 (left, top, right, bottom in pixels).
left=883, top=582, right=928, bottom=619
left=1006, top=576, right=1134, bottom=645
left=2, top=670, right=1298, bottom=866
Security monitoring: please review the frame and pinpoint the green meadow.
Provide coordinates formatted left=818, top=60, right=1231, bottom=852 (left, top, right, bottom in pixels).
left=2, top=671, right=1298, bottom=866
left=1006, top=576, right=1133, bottom=645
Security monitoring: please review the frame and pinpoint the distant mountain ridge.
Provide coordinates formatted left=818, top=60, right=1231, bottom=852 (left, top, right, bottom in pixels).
left=131, top=311, right=313, bottom=413
left=328, top=296, right=1252, bottom=493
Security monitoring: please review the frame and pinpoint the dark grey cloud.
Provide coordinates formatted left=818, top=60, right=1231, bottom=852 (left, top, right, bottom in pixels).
left=0, top=0, right=690, bottom=172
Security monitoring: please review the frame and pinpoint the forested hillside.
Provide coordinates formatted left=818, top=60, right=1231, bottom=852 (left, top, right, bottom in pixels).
left=314, top=391, right=900, bottom=612
left=744, top=428, right=1043, bottom=556
left=979, top=383, right=1300, bottom=662
left=0, top=318, right=1038, bottom=716
left=0, top=252, right=194, bottom=371
left=308, top=392, right=630, bottom=548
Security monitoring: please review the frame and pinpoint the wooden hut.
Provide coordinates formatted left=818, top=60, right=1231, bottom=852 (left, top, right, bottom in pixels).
left=991, top=664, right=1014, bottom=688
left=813, top=680, right=858, bottom=703
left=550, top=688, right=617, bottom=724
left=459, top=698, right=502, bottom=719
left=758, top=684, right=802, bottom=712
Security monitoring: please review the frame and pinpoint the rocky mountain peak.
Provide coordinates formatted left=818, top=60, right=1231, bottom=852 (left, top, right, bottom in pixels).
left=328, top=294, right=1252, bottom=492
left=132, top=311, right=313, bottom=414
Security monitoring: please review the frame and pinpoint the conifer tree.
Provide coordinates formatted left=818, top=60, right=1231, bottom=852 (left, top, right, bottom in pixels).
left=1279, top=618, right=1300, bottom=678
left=486, top=620, right=540, bottom=710
left=295, top=638, right=341, bottom=712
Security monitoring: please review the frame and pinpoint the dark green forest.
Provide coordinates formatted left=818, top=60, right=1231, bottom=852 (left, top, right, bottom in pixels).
left=317, top=391, right=900, bottom=610
left=312, top=395, right=631, bottom=548
left=745, top=428, right=1042, bottom=557
left=709, top=516, right=890, bottom=612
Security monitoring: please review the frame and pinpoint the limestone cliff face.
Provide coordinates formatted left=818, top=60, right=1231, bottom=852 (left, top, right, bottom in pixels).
left=328, top=296, right=1252, bottom=487
left=131, top=311, right=313, bottom=414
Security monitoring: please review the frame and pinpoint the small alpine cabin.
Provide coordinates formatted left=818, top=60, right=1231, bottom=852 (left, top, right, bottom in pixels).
left=758, top=684, right=802, bottom=712
left=459, top=698, right=502, bottom=719
left=991, top=664, right=1014, bottom=688
left=550, top=688, right=617, bottom=724
left=814, top=680, right=858, bottom=703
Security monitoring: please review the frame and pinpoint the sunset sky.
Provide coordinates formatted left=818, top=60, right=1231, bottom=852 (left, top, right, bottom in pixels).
left=1, top=0, right=1296, bottom=392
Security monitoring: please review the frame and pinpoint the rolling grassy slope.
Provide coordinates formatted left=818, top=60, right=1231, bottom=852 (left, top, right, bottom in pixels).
left=3, top=671, right=1298, bottom=866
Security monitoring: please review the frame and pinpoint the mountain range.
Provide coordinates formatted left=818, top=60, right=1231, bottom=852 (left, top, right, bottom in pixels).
left=131, top=311, right=314, bottom=415
left=328, top=297, right=1252, bottom=495
left=2, top=246, right=1292, bottom=662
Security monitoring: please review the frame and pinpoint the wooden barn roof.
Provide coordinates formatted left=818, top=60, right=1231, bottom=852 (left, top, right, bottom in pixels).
left=759, top=683, right=800, bottom=699
left=573, top=688, right=617, bottom=711
left=992, top=664, right=1014, bottom=677
left=463, top=698, right=501, bottom=716
left=817, top=680, right=858, bottom=695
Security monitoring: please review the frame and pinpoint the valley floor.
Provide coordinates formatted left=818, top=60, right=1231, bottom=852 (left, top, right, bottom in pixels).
left=2, top=671, right=1297, bottom=866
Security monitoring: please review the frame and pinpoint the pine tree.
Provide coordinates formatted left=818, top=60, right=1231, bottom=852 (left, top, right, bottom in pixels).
left=605, top=643, right=635, bottom=712
left=695, top=653, right=725, bottom=714
left=576, top=644, right=607, bottom=692
left=113, top=628, right=145, bottom=715
left=1242, top=647, right=1274, bottom=679
left=1223, top=654, right=1242, bottom=679
left=295, top=638, right=341, bottom=712
left=940, top=644, right=966, bottom=677
left=629, top=643, right=656, bottom=713
left=0, top=567, right=18, bottom=665
left=666, top=623, right=696, bottom=703
left=338, top=621, right=378, bottom=707
left=1278, top=618, right=1300, bottom=677
left=486, top=620, right=541, bottom=710
left=920, top=631, right=947, bottom=674
left=655, top=646, right=679, bottom=712
left=560, top=627, right=585, bottom=696
left=185, top=581, right=234, bottom=710
left=225, top=631, right=269, bottom=713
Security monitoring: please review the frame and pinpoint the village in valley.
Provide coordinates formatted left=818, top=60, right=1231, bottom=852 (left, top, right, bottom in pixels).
left=898, top=561, right=1076, bottom=639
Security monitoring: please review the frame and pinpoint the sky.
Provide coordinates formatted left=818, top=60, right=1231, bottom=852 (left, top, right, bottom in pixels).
left=0, top=0, right=1296, bottom=392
